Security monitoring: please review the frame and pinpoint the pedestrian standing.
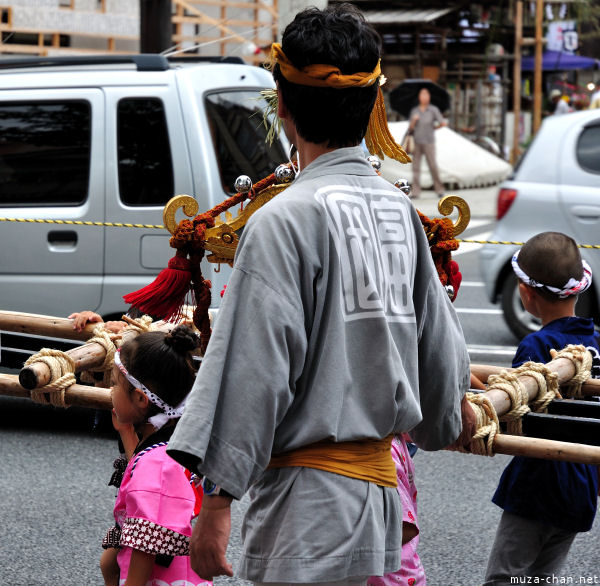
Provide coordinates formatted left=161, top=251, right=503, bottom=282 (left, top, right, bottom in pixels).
left=408, top=88, right=446, bottom=198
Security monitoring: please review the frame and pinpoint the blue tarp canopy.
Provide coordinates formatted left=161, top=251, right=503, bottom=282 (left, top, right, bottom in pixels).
left=522, top=50, right=599, bottom=71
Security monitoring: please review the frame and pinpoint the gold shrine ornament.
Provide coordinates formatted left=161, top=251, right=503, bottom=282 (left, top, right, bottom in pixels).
left=162, top=182, right=290, bottom=266
left=162, top=186, right=470, bottom=266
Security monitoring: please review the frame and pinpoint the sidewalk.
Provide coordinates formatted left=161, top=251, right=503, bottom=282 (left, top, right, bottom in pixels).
left=408, top=185, right=498, bottom=221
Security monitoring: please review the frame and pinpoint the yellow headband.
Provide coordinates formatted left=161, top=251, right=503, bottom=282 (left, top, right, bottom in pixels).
left=270, top=42, right=381, bottom=89
left=270, top=43, right=410, bottom=164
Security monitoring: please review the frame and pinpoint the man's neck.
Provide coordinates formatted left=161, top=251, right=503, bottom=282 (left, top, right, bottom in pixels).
left=295, top=136, right=338, bottom=170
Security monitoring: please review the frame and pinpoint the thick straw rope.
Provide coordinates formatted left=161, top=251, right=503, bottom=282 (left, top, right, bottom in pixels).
left=24, top=316, right=158, bottom=405
left=79, top=325, right=120, bottom=387
left=464, top=344, right=592, bottom=456
left=79, top=315, right=157, bottom=387
left=464, top=392, right=499, bottom=456
left=488, top=362, right=560, bottom=436
left=120, top=314, right=155, bottom=334
left=550, top=344, right=592, bottom=398
left=24, top=349, right=76, bottom=407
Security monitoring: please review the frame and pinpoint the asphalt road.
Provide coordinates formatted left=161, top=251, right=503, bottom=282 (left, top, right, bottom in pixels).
left=1, top=187, right=599, bottom=586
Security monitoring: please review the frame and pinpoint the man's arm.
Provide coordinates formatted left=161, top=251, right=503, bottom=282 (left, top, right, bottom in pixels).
left=190, top=495, right=234, bottom=580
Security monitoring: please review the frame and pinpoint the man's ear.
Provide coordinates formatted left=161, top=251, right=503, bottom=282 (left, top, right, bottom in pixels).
left=277, top=86, right=290, bottom=120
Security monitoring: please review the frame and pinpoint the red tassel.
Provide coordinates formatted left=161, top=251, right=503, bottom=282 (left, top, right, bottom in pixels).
left=123, top=255, right=192, bottom=321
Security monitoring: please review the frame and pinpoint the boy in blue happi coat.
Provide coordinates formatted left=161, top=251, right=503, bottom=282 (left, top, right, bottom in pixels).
left=483, top=231, right=600, bottom=585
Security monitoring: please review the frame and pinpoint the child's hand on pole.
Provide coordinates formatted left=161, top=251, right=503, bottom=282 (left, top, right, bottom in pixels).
left=68, top=310, right=103, bottom=332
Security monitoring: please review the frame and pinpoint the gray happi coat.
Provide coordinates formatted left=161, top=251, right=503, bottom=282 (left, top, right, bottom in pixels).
left=168, top=146, right=470, bottom=582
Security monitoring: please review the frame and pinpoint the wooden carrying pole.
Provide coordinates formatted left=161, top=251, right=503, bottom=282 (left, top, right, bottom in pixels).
left=493, top=434, right=600, bottom=466
left=0, top=310, right=97, bottom=341
left=19, top=329, right=136, bottom=390
left=465, top=357, right=600, bottom=464
left=472, top=355, right=582, bottom=419
left=5, top=366, right=600, bottom=465
left=4, top=373, right=600, bottom=464
left=471, top=363, right=600, bottom=397
left=0, top=373, right=111, bottom=410
left=18, top=321, right=178, bottom=390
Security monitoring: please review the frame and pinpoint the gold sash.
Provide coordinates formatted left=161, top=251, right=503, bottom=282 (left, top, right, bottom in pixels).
left=268, top=435, right=397, bottom=487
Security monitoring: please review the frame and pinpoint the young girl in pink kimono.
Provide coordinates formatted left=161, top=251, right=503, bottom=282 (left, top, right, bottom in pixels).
left=100, top=325, right=211, bottom=586
left=368, top=434, right=426, bottom=586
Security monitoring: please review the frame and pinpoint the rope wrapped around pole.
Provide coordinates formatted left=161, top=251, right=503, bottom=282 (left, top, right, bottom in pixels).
left=23, top=349, right=76, bottom=408
left=463, top=345, right=593, bottom=457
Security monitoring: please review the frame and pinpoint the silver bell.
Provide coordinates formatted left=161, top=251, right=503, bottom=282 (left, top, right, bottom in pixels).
left=394, top=178, right=411, bottom=197
left=275, top=164, right=295, bottom=183
left=445, top=284, right=455, bottom=300
left=367, top=155, right=382, bottom=171
left=234, top=175, right=253, bottom=193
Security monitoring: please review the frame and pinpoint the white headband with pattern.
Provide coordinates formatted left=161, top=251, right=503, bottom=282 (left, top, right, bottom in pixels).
left=511, top=249, right=592, bottom=299
left=114, top=349, right=187, bottom=429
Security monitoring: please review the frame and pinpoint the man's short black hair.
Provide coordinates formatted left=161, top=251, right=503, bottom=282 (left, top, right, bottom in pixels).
left=273, top=4, right=381, bottom=148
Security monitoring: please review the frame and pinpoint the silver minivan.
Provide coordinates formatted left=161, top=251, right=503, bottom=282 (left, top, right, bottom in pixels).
left=480, top=108, right=600, bottom=340
left=0, top=55, right=286, bottom=364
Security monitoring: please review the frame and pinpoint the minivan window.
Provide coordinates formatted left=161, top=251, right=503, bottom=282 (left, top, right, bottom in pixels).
left=576, top=124, right=600, bottom=174
left=205, top=91, right=287, bottom=194
left=0, top=100, right=90, bottom=206
left=117, top=98, right=174, bottom=206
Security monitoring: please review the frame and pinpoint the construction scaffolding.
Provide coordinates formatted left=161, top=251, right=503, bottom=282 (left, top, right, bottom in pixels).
left=0, top=0, right=278, bottom=62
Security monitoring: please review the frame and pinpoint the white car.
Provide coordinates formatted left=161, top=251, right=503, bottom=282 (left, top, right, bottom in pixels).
left=480, top=108, right=600, bottom=340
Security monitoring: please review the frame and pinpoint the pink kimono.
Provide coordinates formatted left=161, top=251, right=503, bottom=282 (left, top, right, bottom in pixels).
left=114, top=442, right=212, bottom=586
left=368, top=436, right=426, bottom=586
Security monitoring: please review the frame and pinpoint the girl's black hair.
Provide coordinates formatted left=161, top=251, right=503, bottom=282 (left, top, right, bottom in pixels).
left=273, top=4, right=381, bottom=148
left=119, top=325, right=200, bottom=416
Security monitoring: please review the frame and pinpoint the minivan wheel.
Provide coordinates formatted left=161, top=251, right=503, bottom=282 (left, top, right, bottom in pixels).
left=501, top=274, right=597, bottom=341
left=501, top=275, right=541, bottom=340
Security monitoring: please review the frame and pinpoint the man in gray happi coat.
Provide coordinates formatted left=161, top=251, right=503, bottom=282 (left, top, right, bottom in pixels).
left=168, top=5, right=472, bottom=585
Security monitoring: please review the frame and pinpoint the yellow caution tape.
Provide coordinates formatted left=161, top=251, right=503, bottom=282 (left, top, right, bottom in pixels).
left=457, top=239, right=600, bottom=250
left=1, top=217, right=599, bottom=249
left=0, top=217, right=164, bottom=229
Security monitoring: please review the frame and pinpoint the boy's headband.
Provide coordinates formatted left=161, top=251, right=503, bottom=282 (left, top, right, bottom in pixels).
left=511, top=250, right=592, bottom=299
left=270, top=43, right=410, bottom=164
left=114, top=349, right=186, bottom=429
